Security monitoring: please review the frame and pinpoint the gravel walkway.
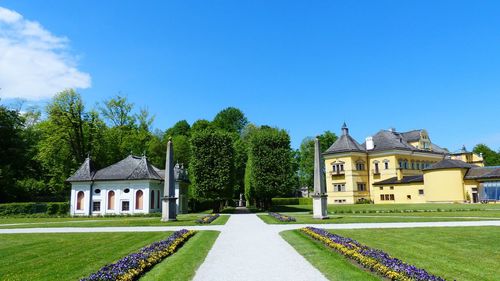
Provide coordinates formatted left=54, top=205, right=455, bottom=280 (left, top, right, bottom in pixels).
left=192, top=214, right=328, bottom=281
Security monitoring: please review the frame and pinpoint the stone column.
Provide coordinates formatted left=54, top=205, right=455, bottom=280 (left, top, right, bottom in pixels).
left=312, top=137, right=329, bottom=219
left=161, top=138, right=177, bottom=221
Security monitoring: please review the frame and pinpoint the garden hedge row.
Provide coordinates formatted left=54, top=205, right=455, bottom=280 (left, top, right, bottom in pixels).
left=271, top=197, right=312, bottom=205
left=0, top=202, right=69, bottom=216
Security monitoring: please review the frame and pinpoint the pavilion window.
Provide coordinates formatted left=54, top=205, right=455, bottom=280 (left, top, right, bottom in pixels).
left=384, top=162, right=389, bottom=169
left=92, top=201, right=101, bottom=212
left=151, top=190, right=155, bottom=209
left=122, top=201, right=130, bottom=211
left=108, top=191, right=115, bottom=210
left=157, top=190, right=161, bottom=209
left=390, top=194, right=395, bottom=200
left=76, top=191, right=84, bottom=210
left=136, top=190, right=144, bottom=210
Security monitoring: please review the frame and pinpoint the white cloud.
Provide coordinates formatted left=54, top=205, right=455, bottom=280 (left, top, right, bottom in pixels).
left=0, top=6, right=91, bottom=100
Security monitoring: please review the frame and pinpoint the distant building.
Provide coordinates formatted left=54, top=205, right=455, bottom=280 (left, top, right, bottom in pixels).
left=67, top=155, right=189, bottom=216
left=324, top=123, right=500, bottom=204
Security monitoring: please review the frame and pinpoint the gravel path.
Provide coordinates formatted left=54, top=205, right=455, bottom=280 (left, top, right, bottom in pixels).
left=192, top=214, right=328, bottom=281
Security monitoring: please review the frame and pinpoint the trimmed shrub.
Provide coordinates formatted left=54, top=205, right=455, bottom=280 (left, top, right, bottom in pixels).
left=0, top=202, right=69, bottom=216
left=272, top=197, right=312, bottom=205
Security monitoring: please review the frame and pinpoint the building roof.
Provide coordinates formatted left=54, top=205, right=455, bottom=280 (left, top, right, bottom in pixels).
left=324, top=134, right=365, bottom=154
left=67, top=155, right=190, bottom=182
left=93, top=155, right=163, bottom=181
left=66, top=157, right=96, bottom=182
left=465, top=166, right=500, bottom=180
left=400, top=129, right=422, bottom=142
left=423, top=158, right=476, bottom=171
left=373, top=175, right=424, bottom=185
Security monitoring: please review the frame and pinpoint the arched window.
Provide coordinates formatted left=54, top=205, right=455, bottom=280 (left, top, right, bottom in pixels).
left=150, top=190, right=155, bottom=209
left=136, top=190, right=143, bottom=210
left=108, top=191, right=115, bottom=210
left=76, top=191, right=84, bottom=210
left=157, top=190, right=161, bottom=209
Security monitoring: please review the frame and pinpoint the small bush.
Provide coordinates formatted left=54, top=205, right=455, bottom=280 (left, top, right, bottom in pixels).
left=271, top=197, right=312, bottom=205
left=0, top=202, right=69, bottom=216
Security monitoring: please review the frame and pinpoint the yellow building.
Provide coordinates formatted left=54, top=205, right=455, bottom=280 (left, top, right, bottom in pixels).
left=323, top=123, right=500, bottom=204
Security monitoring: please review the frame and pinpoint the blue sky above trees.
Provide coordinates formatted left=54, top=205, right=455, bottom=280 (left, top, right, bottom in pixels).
left=1, top=1, right=499, bottom=150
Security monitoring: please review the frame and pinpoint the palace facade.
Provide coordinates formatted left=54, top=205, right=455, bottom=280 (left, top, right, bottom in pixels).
left=324, top=123, right=500, bottom=204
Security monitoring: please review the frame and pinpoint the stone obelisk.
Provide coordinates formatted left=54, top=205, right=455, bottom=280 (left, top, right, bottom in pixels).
left=161, top=138, right=177, bottom=221
left=312, top=137, right=329, bottom=219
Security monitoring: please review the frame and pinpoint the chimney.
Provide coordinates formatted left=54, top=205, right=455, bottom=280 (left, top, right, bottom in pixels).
left=366, top=137, right=374, bottom=150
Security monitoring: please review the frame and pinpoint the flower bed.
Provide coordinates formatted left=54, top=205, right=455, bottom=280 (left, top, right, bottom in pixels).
left=81, top=229, right=196, bottom=281
left=301, top=227, right=445, bottom=281
left=196, top=213, right=220, bottom=224
left=268, top=212, right=296, bottom=222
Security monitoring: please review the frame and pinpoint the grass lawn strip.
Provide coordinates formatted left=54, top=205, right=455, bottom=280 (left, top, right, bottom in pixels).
left=140, top=231, right=220, bottom=281
left=258, top=211, right=500, bottom=224
left=81, top=229, right=196, bottom=281
left=301, top=227, right=444, bottom=281
left=0, top=232, right=171, bottom=280
left=280, top=230, right=380, bottom=281
left=0, top=214, right=230, bottom=229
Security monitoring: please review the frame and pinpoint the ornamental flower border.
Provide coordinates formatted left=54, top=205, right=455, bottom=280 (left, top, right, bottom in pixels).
left=196, top=213, right=220, bottom=224
left=301, top=227, right=445, bottom=281
left=269, top=212, right=296, bottom=222
left=81, top=229, right=196, bottom=281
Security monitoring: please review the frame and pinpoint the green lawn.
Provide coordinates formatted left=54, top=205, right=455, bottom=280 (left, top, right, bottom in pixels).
left=0, top=230, right=219, bottom=281
left=270, top=203, right=500, bottom=213
left=332, top=227, right=500, bottom=281
left=140, top=231, right=219, bottom=281
left=259, top=210, right=500, bottom=224
left=0, top=232, right=171, bottom=280
left=283, top=227, right=500, bottom=281
left=280, top=230, right=380, bottom=280
left=0, top=214, right=230, bottom=228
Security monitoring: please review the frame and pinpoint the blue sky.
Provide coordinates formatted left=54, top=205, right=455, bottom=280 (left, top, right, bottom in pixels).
left=1, top=1, right=499, bottom=151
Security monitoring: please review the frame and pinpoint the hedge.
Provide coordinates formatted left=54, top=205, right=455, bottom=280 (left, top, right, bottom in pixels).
left=0, top=202, right=69, bottom=216
left=271, top=197, right=312, bottom=205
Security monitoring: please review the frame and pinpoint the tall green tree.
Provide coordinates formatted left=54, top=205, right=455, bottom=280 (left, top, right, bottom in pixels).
left=165, top=120, right=190, bottom=137
left=190, top=129, right=235, bottom=212
left=473, top=144, right=500, bottom=166
left=298, top=131, right=337, bottom=189
left=245, top=127, right=295, bottom=209
left=0, top=105, right=27, bottom=202
left=213, top=107, right=248, bottom=134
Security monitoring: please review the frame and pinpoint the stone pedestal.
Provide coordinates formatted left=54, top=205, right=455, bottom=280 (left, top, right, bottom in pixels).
left=161, top=196, right=177, bottom=221
left=312, top=194, right=329, bottom=219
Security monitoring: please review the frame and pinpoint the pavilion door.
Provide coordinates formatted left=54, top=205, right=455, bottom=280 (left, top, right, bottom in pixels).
left=472, top=192, right=478, bottom=203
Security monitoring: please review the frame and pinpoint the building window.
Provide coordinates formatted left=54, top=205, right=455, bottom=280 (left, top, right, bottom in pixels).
left=390, top=194, right=395, bottom=200
left=379, top=186, right=383, bottom=190
left=333, top=184, right=346, bottom=192
left=357, top=183, right=366, bottom=191
left=399, top=160, right=403, bottom=169
left=332, top=163, right=345, bottom=173
left=418, top=189, right=424, bottom=195
left=76, top=191, right=84, bottom=210
left=108, top=191, right=115, bottom=210
left=390, top=186, right=394, bottom=190
left=157, top=190, right=161, bottom=209
left=92, top=201, right=101, bottom=212
left=380, top=194, right=384, bottom=201
left=384, top=194, right=390, bottom=200
left=384, top=162, right=389, bottom=170
left=151, top=190, right=155, bottom=209
left=334, top=199, right=346, bottom=203
left=407, top=195, right=412, bottom=199
left=135, top=190, right=143, bottom=210
left=374, top=162, right=380, bottom=174
left=411, top=162, right=415, bottom=169
left=122, top=201, right=130, bottom=211
left=94, top=189, right=101, bottom=194
left=124, top=188, right=130, bottom=193
left=355, top=162, right=365, bottom=171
